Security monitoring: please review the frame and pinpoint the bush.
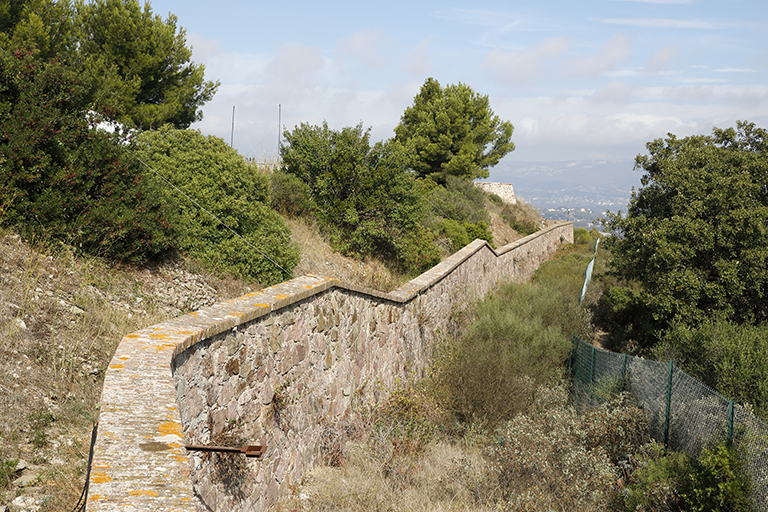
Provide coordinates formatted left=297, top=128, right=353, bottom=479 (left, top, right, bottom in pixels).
left=425, top=175, right=490, bottom=226
left=0, top=49, right=176, bottom=261
left=487, top=384, right=619, bottom=510
left=582, top=393, right=650, bottom=464
left=269, top=170, right=312, bottom=218
left=500, top=199, right=540, bottom=235
left=621, top=440, right=752, bottom=512
left=281, top=121, right=440, bottom=275
left=621, top=441, right=692, bottom=511
left=435, top=219, right=494, bottom=252
left=432, top=282, right=574, bottom=427
left=593, top=284, right=659, bottom=352
left=661, top=318, right=768, bottom=420
left=134, top=126, right=300, bottom=285
left=682, top=441, right=752, bottom=512
left=574, top=227, right=592, bottom=244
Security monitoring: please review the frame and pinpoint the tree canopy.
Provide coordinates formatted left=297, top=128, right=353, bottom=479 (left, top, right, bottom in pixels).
left=603, top=121, right=768, bottom=330
left=0, top=0, right=218, bottom=130
left=394, top=78, right=514, bottom=183
left=73, top=0, right=218, bottom=130
left=0, top=48, right=175, bottom=261
left=281, top=121, right=440, bottom=274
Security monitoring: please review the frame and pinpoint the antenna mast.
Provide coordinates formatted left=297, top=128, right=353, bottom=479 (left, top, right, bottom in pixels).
left=230, top=106, right=235, bottom=148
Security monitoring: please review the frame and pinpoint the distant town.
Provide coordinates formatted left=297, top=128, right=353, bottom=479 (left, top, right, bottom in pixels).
left=486, top=159, right=640, bottom=231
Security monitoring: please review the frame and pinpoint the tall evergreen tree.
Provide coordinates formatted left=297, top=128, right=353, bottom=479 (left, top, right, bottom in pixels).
left=394, top=78, right=514, bottom=184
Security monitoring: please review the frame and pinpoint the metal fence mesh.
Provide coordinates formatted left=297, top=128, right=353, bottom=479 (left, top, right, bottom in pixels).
left=571, top=336, right=768, bottom=511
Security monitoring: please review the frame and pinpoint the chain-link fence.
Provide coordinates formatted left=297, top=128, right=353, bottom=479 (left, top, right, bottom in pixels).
left=570, top=336, right=768, bottom=510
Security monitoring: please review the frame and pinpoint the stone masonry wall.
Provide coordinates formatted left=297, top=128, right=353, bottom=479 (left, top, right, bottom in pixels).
left=474, top=182, right=516, bottom=205
left=86, top=222, right=572, bottom=511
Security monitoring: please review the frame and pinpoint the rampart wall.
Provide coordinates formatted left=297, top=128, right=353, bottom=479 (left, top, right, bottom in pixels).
left=474, top=182, right=516, bottom=205
left=86, top=221, right=573, bottom=510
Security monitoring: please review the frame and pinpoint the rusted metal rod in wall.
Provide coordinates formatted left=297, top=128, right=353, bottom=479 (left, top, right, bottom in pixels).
left=185, top=444, right=266, bottom=458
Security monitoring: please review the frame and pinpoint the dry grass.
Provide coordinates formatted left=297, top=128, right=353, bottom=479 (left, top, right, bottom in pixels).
left=286, top=217, right=409, bottom=292
left=282, top=439, right=497, bottom=512
left=0, top=195, right=544, bottom=509
left=0, top=232, right=256, bottom=510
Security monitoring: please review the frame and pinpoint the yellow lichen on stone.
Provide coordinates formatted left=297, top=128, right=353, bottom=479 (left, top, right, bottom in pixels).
left=158, top=421, right=183, bottom=437
left=129, top=490, right=159, bottom=496
left=91, top=472, right=112, bottom=484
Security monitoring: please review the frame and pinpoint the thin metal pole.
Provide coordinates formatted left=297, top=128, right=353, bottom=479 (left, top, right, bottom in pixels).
left=664, top=360, right=673, bottom=447
left=230, top=106, right=235, bottom=147
left=278, top=104, right=282, bottom=160
left=728, top=401, right=735, bottom=442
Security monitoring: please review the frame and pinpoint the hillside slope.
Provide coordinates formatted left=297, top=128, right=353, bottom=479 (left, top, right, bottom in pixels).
left=0, top=207, right=534, bottom=510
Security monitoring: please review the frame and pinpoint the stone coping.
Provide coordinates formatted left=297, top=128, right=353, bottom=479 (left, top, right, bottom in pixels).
left=86, top=222, right=571, bottom=509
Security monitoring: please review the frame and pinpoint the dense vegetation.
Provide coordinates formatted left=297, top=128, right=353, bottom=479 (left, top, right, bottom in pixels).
left=133, top=126, right=300, bottom=284
left=600, top=121, right=768, bottom=423
left=278, top=78, right=519, bottom=275
left=0, top=48, right=176, bottom=262
left=3, top=3, right=524, bottom=283
left=1, top=0, right=218, bottom=130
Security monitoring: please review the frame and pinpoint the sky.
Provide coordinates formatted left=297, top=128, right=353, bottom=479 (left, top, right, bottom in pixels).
left=149, top=0, right=768, bottom=168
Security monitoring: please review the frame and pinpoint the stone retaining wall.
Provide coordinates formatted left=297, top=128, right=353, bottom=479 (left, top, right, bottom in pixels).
left=86, top=221, right=572, bottom=510
left=474, top=182, right=516, bottom=205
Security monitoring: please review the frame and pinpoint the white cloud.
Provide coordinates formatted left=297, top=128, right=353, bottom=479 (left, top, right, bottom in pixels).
left=601, top=18, right=721, bottom=29
left=404, top=37, right=435, bottom=77
left=263, top=43, right=325, bottom=99
left=714, top=68, right=758, bottom=73
left=644, top=44, right=680, bottom=74
left=482, top=36, right=570, bottom=85
left=570, top=35, right=632, bottom=78
left=336, top=29, right=387, bottom=68
left=590, top=80, right=634, bottom=104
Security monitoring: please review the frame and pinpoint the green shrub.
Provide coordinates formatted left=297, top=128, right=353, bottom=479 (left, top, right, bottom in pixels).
left=432, top=282, right=574, bottom=427
left=436, top=219, right=494, bottom=252
left=661, top=318, right=768, bottom=420
left=574, top=227, right=592, bottom=244
left=487, top=384, right=618, bottom=510
left=500, top=199, right=539, bottom=235
left=622, top=440, right=752, bottom=512
left=425, top=175, right=489, bottom=226
left=134, top=126, right=300, bottom=285
left=593, top=285, right=659, bottom=352
left=0, top=49, right=176, bottom=262
left=487, top=193, right=503, bottom=206
left=682, top=441, right=752, bottom=512
left=621, top=441, right=692, bottom=511
left=436, top=219, right=470, bottom=251
left=269, top=170, right=312, bottom=218
left=463, top=221, right=494, bottom=247
left=281, top=121, right=440, bottom=276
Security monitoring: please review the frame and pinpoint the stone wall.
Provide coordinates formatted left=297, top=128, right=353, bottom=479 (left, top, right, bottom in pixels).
left=86, top=222, right=572, bottom=510
left=474, top=182, right=516, bottom=205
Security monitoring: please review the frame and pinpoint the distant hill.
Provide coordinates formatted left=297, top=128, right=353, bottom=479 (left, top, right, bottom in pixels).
left=485, top=159, right=642, bottom=229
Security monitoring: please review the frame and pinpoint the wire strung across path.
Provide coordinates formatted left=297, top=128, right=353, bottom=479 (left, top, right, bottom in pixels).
left=131, top=154, right=295, bottom=282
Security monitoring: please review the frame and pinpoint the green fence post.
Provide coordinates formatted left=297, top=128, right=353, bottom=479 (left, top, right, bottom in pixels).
left=664, top=360, right=673, bottom=447
left=728, top=400, right=735, bottom=443
left=621, top=353, right=627, bottom=391
left=590, top=345, right=596, bottom=384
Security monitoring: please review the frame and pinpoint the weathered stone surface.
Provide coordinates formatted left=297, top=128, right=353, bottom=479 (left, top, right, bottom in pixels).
left=87, top=223, right=573, bottom=511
